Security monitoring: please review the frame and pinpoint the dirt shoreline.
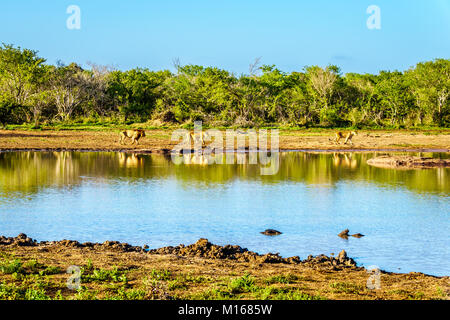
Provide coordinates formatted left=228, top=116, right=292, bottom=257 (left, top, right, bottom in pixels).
left=0, top=234, right=448, bottom=300
left=0, top=129, right=449, bottom=153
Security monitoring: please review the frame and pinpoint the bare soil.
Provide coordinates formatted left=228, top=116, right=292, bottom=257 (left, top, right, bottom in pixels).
left=0, top=129, right=449, bottom=153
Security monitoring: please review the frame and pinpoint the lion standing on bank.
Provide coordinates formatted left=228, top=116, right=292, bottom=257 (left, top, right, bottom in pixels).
left=332, top=131, right=357, bottom=145
left=118, top=129, right=146, bottom=145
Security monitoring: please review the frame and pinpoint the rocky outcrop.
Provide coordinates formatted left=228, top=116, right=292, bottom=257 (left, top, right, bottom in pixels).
left=149, top=238, right=359, bottom=269
left=148, top=238, right=298, bottom=264
left=303, top=250, right=358, bottom=269
left=0, top=234, right=144, bottom=252
left=1, top=234, right=359, bottom=269
left=0, top=233, right=37, bottom=246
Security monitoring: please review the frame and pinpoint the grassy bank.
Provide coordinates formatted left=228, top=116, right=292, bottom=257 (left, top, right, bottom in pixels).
left=0, top=237, right=448, bottom=300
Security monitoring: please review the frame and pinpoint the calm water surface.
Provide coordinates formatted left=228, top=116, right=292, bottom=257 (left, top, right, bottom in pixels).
left=0, top=151, right=449, bottom=276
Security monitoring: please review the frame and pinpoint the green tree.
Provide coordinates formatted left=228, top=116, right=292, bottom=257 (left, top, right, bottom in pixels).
left=0, top=44, right=46, bottom=123
left=107, top=68, right=169, bottom=121
left=407, top=59, right=450, bottom=125
left=344, top=73, right=379, bottom=126
left=375, top=71, right=415, bottom=126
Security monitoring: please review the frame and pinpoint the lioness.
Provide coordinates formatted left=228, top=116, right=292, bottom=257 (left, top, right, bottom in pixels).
left=333, top=131, right=357, bottom=145
left=118, top=129, right=146, bottom=145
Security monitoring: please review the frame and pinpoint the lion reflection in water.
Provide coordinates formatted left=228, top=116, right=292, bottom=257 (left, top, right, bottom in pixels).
left=118, top=153, right=144, bottom=168
left=332, top=152, right=357, bottom=169
left=182, top=153, right=209, bottom=165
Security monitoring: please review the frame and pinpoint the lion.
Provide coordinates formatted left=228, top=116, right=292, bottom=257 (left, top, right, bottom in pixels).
left=333, top=131, right=357, bottom=145
left=118, top=129, right=146, bottom=145
left=187, top=131, right=209, bottom=148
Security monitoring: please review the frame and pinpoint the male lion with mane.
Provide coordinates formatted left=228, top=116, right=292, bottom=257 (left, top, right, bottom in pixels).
left=118, top=129, right=146, bottom=145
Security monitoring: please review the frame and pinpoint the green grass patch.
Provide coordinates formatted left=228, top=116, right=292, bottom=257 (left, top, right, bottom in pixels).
left=329, top=282, right=364, bottom=294
left=149, top=269, right=172, bottom=281
left=228, top=273, right=256, bottom=294
left=190, top=288, right=234, bottom=300
left=271, top=288, right=325, bottom=300
left=0, top=259, right=24, bottom=275
left=39, top=266, right=61, bottom=276
left=0, top=257, right=61, bottom=277
left=0, top=281, right=51, bottom=300
left=81, top=267, right=127, bottom=283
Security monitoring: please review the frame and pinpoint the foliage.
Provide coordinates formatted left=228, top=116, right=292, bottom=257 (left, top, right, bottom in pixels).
left=0, top=44, right=448, bottom=128
left=228, top=273, right=256, bottom=293
left=81, top=267, right=127, bottom=283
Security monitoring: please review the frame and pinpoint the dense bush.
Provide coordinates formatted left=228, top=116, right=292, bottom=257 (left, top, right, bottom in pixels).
left=0, top=44, right=448, bottom=128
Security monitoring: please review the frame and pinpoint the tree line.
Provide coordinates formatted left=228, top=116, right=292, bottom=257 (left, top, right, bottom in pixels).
left=0, top=44, right=449, bottom=128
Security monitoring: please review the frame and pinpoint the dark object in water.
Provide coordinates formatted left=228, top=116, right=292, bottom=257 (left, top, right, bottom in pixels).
left=351, top=233, right=365, bottom=238
left=260, top=229, right=282, bottom=236
left=338, top=229, right=349, bottom=239
left=338, top=229, right=364, bottom=239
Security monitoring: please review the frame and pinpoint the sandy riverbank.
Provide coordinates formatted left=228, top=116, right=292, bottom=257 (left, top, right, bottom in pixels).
left=0, top=129, right=449, bottom=153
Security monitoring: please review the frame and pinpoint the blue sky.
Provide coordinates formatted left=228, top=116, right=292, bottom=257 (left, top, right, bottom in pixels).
left=0, top=0, right=449, bottom=74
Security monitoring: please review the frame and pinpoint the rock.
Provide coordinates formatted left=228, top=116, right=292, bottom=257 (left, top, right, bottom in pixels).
left=17, top=233, right=28, bottom=239
left=103, top=240, right=120, bottom=246
left=301, top=249, right=358, bottom=270
left=82, top=242, right=94, bottom=247
left=286, top=256, right=301, bottom=264
left=60, top=240, right=81, bottom=247
left=260, top=229, right=282, bottom=236
left=338, top=229, right=349, bottom=239
left=337, top=250, right=348, bottom=262
left=9, top=233, right=37, bottom=246
left=0, top=234, right=143, bottom=253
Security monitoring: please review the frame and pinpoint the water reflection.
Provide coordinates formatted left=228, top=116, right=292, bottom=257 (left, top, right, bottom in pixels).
left=118, top=153, right=145, bottom=168
left=0, top=151, right=448, bottom=197
left=332, top=152, right=357, bottom=169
